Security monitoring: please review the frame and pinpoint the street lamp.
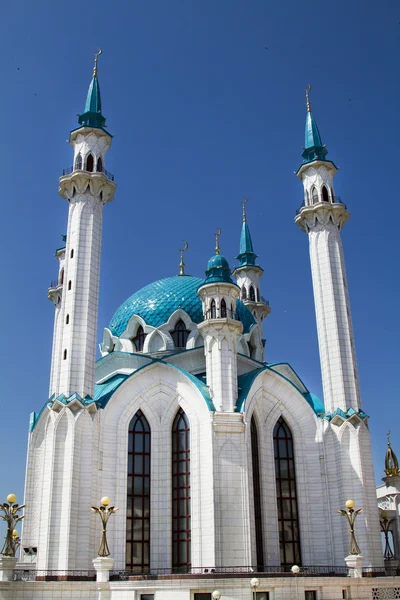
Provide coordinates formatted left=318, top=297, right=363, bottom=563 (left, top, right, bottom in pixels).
left=251, top=577, right=260, bottom=600
left=337, top=499, right=362, bottom=555
left=91, top=496, right=119, bottom=557
left=212, top=591, right=221, bottom=600
left=291, top=565, right=300, bottom=600
left=380, top=510, right=395, bottom=560
left=0, top=495, right=25, bottom=557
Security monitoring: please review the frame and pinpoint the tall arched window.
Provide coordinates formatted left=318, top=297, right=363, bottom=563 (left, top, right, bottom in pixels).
left=311, top=187, right=318, bottom=203
left=172, top=408, right=191, bottom=570
left=251, top=416, right=264, bottom=568
left=75, top=152, right=82, bottom=170
left=273, top=417, right=301, bottom=566
left=133, top=326, right=146, bottom=352
left=256, top=288, right=260, bottom=302
left=220, top=298, right=227, bottom=318
left=249, top=285, right=255, bottom=301
left=86, top=153, right=94, bottom=172
left=322, top=186, right=329, bottom=202
left=242, top=286, right=247, bottom=301
left=60, top=269, right=64, bottom=285
left=170, top=319, right=190, bottom=348
left=97, top=156, right=103, bottom=172
left=210, top=299, right=216, bottom=319
left=127, top=410, right=151, bottom=571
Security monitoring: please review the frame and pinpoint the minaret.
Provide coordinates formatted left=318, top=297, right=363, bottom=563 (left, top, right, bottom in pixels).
left=49, top=49, right=116, bottom=399
left=294, top=86, right=360, bottom=414
left=232, top=198, right=270, bottom=325
left=197, top=230, right=242, bottom=412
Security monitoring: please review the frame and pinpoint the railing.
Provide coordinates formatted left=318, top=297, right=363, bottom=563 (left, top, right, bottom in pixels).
left=296, top=196, right=347, bottom=215
left=49, top=280, right=60, bottom=289
left=62, top=166, right=115, bottom=181
left=260, top=296, right=270, bottom=306
left=12, top=565, right=400, bottom=582
left=205, top=309, right=237, bottom=320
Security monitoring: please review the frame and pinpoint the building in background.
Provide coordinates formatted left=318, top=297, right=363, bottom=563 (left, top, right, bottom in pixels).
left=1, top=57, right=399, bottom=599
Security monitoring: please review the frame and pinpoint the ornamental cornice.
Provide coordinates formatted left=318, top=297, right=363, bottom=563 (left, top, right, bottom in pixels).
left=295, top=202, right=350, bottom=232
left=58, top=171, right=116, bottom=204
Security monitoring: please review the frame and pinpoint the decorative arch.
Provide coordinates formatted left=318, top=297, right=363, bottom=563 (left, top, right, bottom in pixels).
left=249, top=286, right=255, bottom=302
left=170, top=319, right=190, bottom=348
left=210, top=299, right=216, bottom=319
left=86, top=153, right=94, bottom=172
left=172, top=408, right=191, bottom=569
left=97, top=156, right=103, bottom=172
left=322, top=185, right=329, bottom=202
left=273, top=417, right=301, bottom=566
left=126, top=410, right=151, bottom=571
left=133, top=325, right=146, bottom=352
left=311, top=186, right=318, bottom=203
left=75, top=152, right=82, bottom=170
left=241, top=285, right=247, bottom=301
left=220, top=298, right=227, bottom=318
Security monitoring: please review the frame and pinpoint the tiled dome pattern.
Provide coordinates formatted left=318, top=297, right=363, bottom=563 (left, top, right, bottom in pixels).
left=109, top=275, right=255, bottom=337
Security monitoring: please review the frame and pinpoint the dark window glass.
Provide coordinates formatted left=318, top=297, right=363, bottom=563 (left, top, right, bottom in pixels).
left=86, top=153, right=94, bottom=172
left=194, top=595, right=211, bottom=600
left=305, top=592, right=317, bottom=600
left=251, top=417, right=264, bottom=568
left=141, top=595, right=154, bottom=600
left=126, top=410, right=151, bottom=571
left=172, top=408, right=191, bottom=570
left=63, top=349, right=67, bottom=360
left=311, top=187, right=318, bottom=203
left=242, top=286, right=247, bottom=300
left=274, top=417, right=301, bottom=566
left=322, top=186, right=329, bottom=202
left=221, top=298, right=227, bottom=318
left=75, top=152, right=82, bottom=170
left=66, top=314, right=69, bottom=325
left=68, top=280, right=72, bottom=290
left=256, top=593, right=270, bottom=600
left=210, top=299, right=216, bottom=319
left=249, top=286, right=255, bottom=301
left=170, top=319, right=190, bottom=348
left=97, top=156, right=103, bottom=172
left=133, top=326, right=147, bottom=352
left=256, top=288, right=260, bottom=302
left=60, top=269, right=64, bottom=285
left=70, top=249, right=74, bottom=259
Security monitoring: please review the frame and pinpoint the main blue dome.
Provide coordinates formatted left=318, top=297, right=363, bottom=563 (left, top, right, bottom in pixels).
left=109, top=275, right=256, bottom=337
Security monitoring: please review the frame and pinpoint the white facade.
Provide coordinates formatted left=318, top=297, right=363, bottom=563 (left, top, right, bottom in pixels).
left=5, top=66, right=397, bottom=600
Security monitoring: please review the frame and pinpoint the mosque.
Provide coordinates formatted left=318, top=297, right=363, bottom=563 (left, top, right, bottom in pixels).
left=1, top=53, right=400, bottom=599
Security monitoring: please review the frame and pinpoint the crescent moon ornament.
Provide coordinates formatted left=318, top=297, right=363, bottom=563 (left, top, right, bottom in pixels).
left=214, top=229, right=222, bottom=255
left=178, top=241, right=189, bottom=275
left=305, top=83, right=312, bottom=112
left=242, top=197, right=248, bottom=221
left=93, top=48, right=103, bottom=77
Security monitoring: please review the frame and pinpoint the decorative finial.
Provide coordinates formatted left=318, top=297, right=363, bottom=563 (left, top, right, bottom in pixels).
left=93, top=47, right=102, bottom=78
left=387, top=429, right=391, bottom=445
left=242, top=197, right=248, bottom=222
left=178, top=241, right=188, bottom=276
left=305, top=83, right=312, bottom=113
left=385, top=429, right=400, bottom=477
left=214, top=228, right=222, bottom=255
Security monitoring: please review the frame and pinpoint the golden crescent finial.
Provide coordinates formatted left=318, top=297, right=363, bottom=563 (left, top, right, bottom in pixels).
left=178, top=240, right=189, bottom=275
left=214, top=228, right=222, bottom=255
left=305, top=83, right=312, bottom=113
left=93, top=47, right=103, bottom=78
left=242, top=197, right=248, bottom=222
left=387, top=430, right=391, bottom=445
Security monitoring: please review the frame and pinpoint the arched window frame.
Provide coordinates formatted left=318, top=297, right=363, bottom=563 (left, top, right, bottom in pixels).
left=172, top=408, right=191, bottom=570
left=273, top=417, right=301, bottom=566
left=60, top=269, right=64, bottom=285
left=220, top=298, right=227, bottom=318
left=75, top=152, right=82, bottom=170
left=126, top=410, right=151, bottom=571
left=241, top=286, right=247, bottom=301
left=86, top=153, right=94, bottom=172
left=249, top=285, right=255, bottom=302
left=210, top=299, right=216, bottom=319
left=256, top=288, right=260, bottom=302
left=322, top=185, right=329, bottom=203
left=170, top=319, right=190, bottom=349
left=311, top=187, right=318, bottom=204
left=133, top=325, right=147, bottom=352
left=251, top=416, right=264, bottom=568
left=97, top=156, right=103, bottom=172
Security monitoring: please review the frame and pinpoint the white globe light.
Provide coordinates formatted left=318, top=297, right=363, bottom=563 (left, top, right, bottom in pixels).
left=212, top=591, right=221, bottom=600
left=291, top=565, right=300, bottom=574
left=250, top=578, right=260, bottom=588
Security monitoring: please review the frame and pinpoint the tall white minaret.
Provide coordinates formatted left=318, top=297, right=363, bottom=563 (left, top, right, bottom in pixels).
left=294, top=86, right=360, bottom=415
left=197, top=230, right=242, bottom=412
left=49, top=50, right=116, bottom=399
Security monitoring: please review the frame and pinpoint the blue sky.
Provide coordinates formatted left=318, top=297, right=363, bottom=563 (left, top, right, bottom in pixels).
left=0, top=0, right=398, bottom=509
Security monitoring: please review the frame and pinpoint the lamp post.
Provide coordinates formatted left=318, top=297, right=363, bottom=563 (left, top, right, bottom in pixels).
left=251, top=577, right=260, bottom=600
left=91, top=496, right=119, bottom=557
left=337, top=499, right=362, bottom=555
left=212, top=591, right=221, bottom=600
left=0, top=495, right=25, bottom=557
left=380, top=511, right=395, bottom=560
left=291, top=565, right=300, bottom=600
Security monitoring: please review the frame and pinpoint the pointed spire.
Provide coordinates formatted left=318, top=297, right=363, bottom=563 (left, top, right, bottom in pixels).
left=385, top=430, right=400, bottom=477
left=77, top=48, right=107, bottom=129
left=178, top=241, right=188, bottom=276
left=204, top=229, right=234, bottom=285
left=237, top=198, right=257, bottom=267
left=301, top=85, right=328, bottom=164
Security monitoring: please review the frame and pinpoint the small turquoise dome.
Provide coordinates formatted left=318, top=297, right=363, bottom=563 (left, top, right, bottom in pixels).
left=109, top=275, right=255, bottom=337
left=204, top=253, right=235, bottom=285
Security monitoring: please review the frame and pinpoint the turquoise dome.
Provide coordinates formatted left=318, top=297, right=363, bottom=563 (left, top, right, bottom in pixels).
left=204, top=253, right=235, bottom=285
left=109, top=275, right=255, bottom=337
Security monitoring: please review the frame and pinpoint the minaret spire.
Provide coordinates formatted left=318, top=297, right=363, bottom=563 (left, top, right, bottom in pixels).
left=385, top=430, right=400, bottom=477
left=77, top=48, right=106, bottom=129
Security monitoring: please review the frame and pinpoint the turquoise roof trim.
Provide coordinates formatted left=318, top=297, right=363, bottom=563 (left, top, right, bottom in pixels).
left=322, top=407, right=369, bottom=422
left=301, top=110, right=328, bottom=164
left=236, top=364, right=324, bottom=415
left=77, top=75, right=106, bottom=129
left=109, top=275, right=255, bottom=336
left=94, top=373, right=129, bottom=409
left=237, top=220, right=257, bottom=267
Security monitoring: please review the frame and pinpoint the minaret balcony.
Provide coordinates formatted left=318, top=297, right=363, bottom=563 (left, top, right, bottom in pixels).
left=48, top=280, right=63, bottom=304
left=204, top=307, right=238, bottom=320
left=295, top=195, right=350, bottom=232
left=296, top=195, right=346, bottom=215
left=62, top=166, right=115, bottom=181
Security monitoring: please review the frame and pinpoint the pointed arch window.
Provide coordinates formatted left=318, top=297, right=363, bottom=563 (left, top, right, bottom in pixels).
left=241, top=286, right=247, bottom=301
left=97, top=156, right=103, bottom=172
left=133, top=326, right=147, bottom=352
left=322, top=186, right=329, bottom=202
left=86, top=153, right=94, bottom=172
left=251, top=417, right=264, bottom=568
left=60, top=269, right=64, bottom=285
left=273, top=417, right=301, bottom=566
left=126, top=410, right=151, bottom=571
left=210, top=299, right=216, bottom=319
left=256, top=288, right=260, bottom=302
left=170, top=319, right=190, bottom=348
left=172, top=408, right=191, bottom=570
left=75, top=152, right=82, bottom=170
left=249, top=285, right=255, bottom=302
left=311, top=187, right=318, bottom=204
left=220, top=298, right=227, bottom=318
